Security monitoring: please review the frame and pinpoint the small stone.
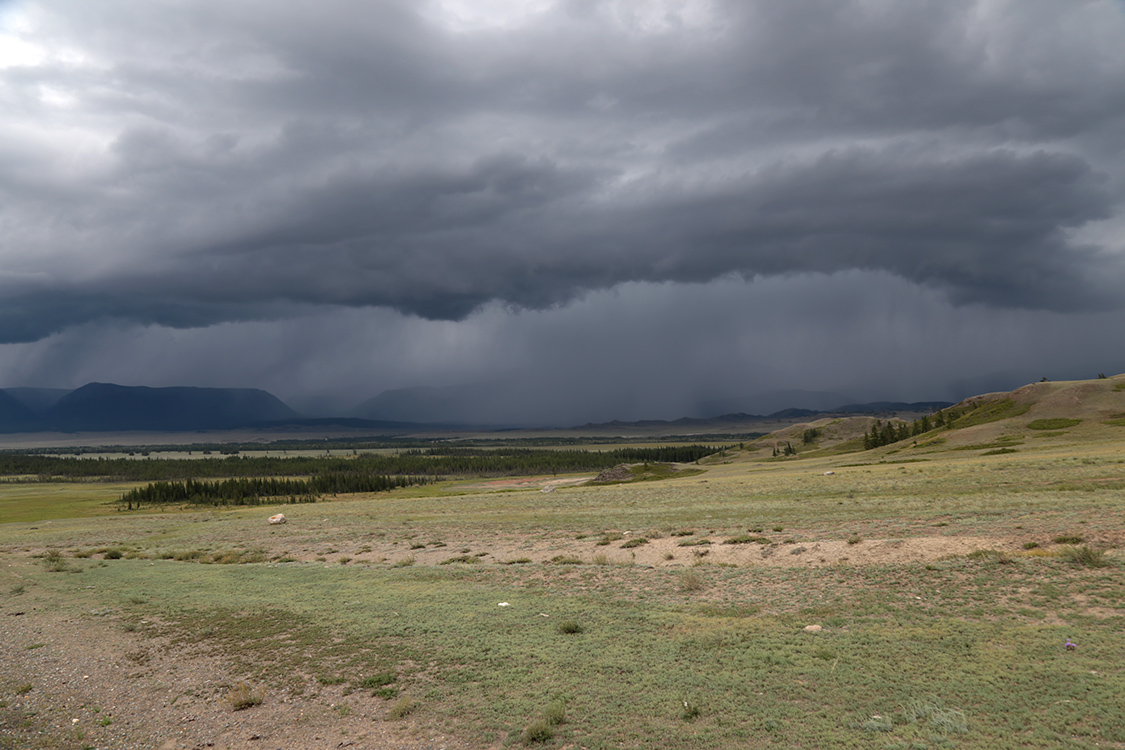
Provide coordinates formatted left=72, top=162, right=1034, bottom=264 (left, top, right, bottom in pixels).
left=804, top=624, right=823, bottom=632
left=268, top=514, right=287, bottom=525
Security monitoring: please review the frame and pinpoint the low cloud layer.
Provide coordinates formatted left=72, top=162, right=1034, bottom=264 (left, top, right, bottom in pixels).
left=2, top=0, right=1124, bottom=417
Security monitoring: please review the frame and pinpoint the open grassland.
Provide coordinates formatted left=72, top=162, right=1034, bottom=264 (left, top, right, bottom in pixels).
left=2, top=409, right=1125, bottom=748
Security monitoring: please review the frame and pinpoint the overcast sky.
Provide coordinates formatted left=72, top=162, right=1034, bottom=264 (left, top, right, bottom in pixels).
left=1, top=0, right=1124, bottom=423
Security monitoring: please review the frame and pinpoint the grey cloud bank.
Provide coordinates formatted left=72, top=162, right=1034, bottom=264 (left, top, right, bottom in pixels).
left=1, top=0, right=1124, bottom=421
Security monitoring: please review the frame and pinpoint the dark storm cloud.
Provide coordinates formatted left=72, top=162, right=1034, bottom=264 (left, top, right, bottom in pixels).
left=1, top=0, right=1124, bottom=343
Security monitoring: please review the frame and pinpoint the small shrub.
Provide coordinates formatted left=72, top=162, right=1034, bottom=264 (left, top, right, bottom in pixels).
left=103, top=549, right=123, bottom=560
left=677, top=538, right=711, bottom=547
left=772, top=526, right=784, bottom=532
left=592, top=553, right=609, bottom=565
left=9, top=583, right=25, bottom=595
left=596, top=532, right=624, bottom=546
left=551, top=555, right=582, bottom=565
left=226, top=682, right=263, bottom=710
left=372, top=687, right=399, bottom=699
left=846, top=536, right=862, bottom=546
left=620, top=537, right=649, bottom=549
left=522, top=718, right=553, bottom=744
left=392, top=556, right=415, bottom=567
left=670, top=529, right=695, bottom=537
left=317, top=675, right=346, bottom=685
left=680, top=699, right=701, bottom=721
left=502, top=557, right=532, bottom=565
left=557, top=620, right=583, bottom=634
left=16, top=684, right=32, bottom=695
left=1022, top=541, right=1039, bottom=550
left=387, top=697, right=416, bottom=719
left=1061, top=545, right=1110, bottom=568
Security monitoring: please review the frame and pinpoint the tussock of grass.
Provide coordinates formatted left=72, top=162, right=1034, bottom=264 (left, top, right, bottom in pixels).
left=360, top=671, right=396, bottom=689
left=620, top=537, right=649, bottom=548
left=439, top=555, right=479, bottom=565
left=543, top=699, right=566, bottom=726
left=1060, top=545, right=1110, bottom=568
left=724, top=534, right=770, bottom=545
left=1053, top=535, right=1083, bottom=544
left=522, top=718, right=553, bottom=744
left=967, top=549, right=1013, bottom=564
left=226, top=682, right=263, bottom=710
left=678, top=571, right=705, bottom=592
left=902, top=698, right=968, bottom=734
left=387, top=697, right=416, bottom=719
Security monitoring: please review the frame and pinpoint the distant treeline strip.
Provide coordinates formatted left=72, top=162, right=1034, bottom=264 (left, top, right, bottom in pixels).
left=0, top=446, right=719, bottom=482
left=120, top=474, right=429, bottom=508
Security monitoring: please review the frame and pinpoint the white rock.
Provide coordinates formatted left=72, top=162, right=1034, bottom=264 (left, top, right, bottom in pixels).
left=803, top=624, right=823, bottom=632
left=268, top=513, right=287, bottom=525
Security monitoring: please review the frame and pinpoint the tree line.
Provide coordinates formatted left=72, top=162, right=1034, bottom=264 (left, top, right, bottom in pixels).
left=119, top=473, right=430, bottom=509
left=0, top=445, right=720, bottom=482
left=862, top=407, right=964, bottom=450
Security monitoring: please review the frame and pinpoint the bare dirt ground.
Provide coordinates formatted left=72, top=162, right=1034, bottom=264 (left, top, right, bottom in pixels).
left=1, top=554, right=474, bottom=750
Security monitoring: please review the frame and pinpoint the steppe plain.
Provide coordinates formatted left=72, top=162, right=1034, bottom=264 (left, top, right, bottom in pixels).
left=3, top=376, right=1125, bottom=750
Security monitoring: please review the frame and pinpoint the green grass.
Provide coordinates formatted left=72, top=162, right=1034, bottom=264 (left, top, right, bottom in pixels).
left=0, top=481, right=144, bottom=524
left=8, top=547, right=1125, bottom=749
left=950, top=399, right=1031, bottom=429
left=5, top=425, right=1125, bottom=748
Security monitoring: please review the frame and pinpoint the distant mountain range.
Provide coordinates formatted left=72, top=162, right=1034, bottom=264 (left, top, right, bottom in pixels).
left=0, top=383, right=299, bottom=433
left=0, top=381, right=954, bottom=434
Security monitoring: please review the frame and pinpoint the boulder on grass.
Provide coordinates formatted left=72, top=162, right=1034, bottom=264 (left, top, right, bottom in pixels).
left=268, top=513, right=287, bottom=525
